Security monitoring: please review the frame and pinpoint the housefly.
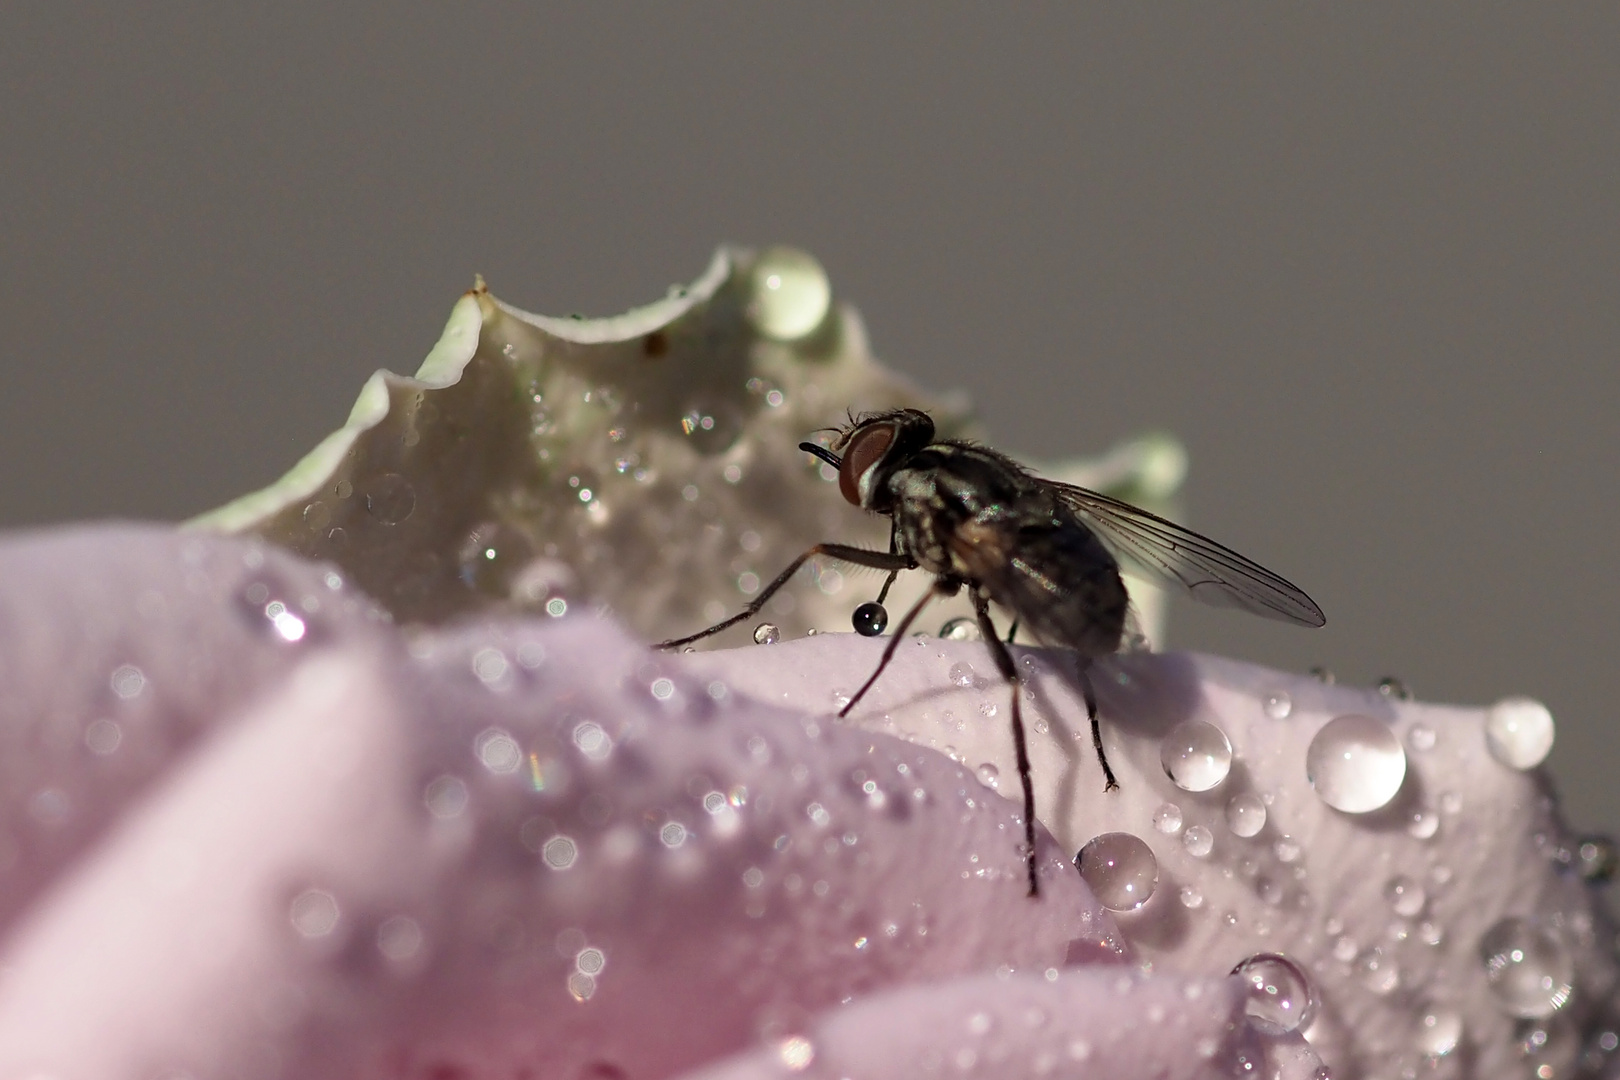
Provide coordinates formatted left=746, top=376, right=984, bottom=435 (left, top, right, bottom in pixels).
left=657, top=409, right=1325, bottom=897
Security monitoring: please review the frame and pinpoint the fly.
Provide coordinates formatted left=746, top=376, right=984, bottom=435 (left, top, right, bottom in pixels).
left=657, top=408, right=1325, bottom=897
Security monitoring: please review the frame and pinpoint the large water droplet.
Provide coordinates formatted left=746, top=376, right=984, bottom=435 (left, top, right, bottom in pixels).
left=1226, top=792, right=1268, bottom=838
left=1415, top=1007, right=1462, bottom=1057
left=1480, top=916, right=1574, bottom=1018
left=1074, top=832, right=1159, bottom=911
left=753, top=623, right=780, bottom=645
left=1484, top=696, right=1556, bottom=770
left=1305, top=714, right=1406, bottom=813
left=1231, top=953, right=1318, bottom=1033
left=746, top=246, right=831, bottom=341
left=365, top=473, right=416, bottom=524
left=1160, top=719, right=1233, bottom=792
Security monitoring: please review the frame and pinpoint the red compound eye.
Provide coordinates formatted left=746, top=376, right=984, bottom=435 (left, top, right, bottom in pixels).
left=838, top=422, right=895, bottom=506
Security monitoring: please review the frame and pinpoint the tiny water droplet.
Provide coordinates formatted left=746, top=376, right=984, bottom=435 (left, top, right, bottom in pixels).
left=1356, top=946, right=1400, bottom=995
left=1160, top=719, right=1233, bottom=792
left=1152, top=802, right=1184, bottom=835
left=364, top=473, right=416, bottom=524
left=302, top=501, right=332, bottom=531
left=753, top=623, right=780, bottom=645
left=110, top=663, right=146, bottom=700
left=1480, top=916, right=1574, bottom=1018
left=1576, top=836, right=1618, bottom=883
left=1407, top=724, right=1437, bottom=752
left=1415, top=1006, right=1463, bottom=1057
left=940, top=617, right=980, bottom=641
left=1485, top=696, right=1555, bottom=770
left=1377, top=676, right=1411, bottom=700
left=1231, top=953, right=1318, bottom=1033
left=1263, top=692, right=1293, bottom=719
left=1407, top=807, right=1440, bottom=840
left=1306, top=714, right=1407, bottom=813
left=1226, top=792, right=1268, bottom=838
left=1074, top=832, right=1159, bottom=911
left=84, top=718, right=123, bottom=756
left=746, top=246, right=831, bottom=341
left=1182, top=824, right=1214, bottom=858
left=975, top=762, right=999, bottom=789
left=1179, top=884, right=1204, bottom=909
left=852, top=602, right=887, bottom=637
left=1384, top=875, right=1427, bottom=916
left=542, top=835, right=578, bottom=870
left=949, top=662, right=977, bottom=688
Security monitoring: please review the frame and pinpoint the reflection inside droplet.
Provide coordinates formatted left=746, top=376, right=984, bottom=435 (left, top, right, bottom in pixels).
left=1160, top=719, right=1233, bottom=792
left=1484, top=696, right=1556, bottom=770
left=1074, top=832, right=1159, bottom=911
left=1231, top=952, right=1318, bottom=1033
left=1305, top=714, right=1407, bottom=813
left=1480, top=916, right=1574, bottom=1018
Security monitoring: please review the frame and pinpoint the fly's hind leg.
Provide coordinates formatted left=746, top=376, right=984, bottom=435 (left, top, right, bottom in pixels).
left=971, top=590, right=1040, bottom=899
left=1077, top=658, right=1118, bottom=792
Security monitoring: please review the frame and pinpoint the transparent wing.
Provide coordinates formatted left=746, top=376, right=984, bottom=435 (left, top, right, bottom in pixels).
left=1045, top=481, right=1326, bottom=627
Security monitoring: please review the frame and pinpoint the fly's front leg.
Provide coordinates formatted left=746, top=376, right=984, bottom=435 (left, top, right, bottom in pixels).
left=971, top=589, right=1040, bottom=899
left=656, top=543, right=915, bottom=650
left=874, top=520, right=903, bottom=607
left=1077, top=658, right=1118, bottom=792
left=838, top=578, right=950, bottom=717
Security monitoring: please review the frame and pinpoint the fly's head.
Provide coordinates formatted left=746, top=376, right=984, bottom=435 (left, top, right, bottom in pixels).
left=828, top=409, right=935, bottom=514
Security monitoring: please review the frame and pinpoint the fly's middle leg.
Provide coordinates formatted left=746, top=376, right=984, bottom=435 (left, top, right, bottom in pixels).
left=1077, top=658, right=1118, bottom=792
left=971, top=589, right=1040, bottom=899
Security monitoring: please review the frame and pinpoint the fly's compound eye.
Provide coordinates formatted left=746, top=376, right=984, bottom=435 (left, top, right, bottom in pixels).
left=838, top=422, right=895, bottom=506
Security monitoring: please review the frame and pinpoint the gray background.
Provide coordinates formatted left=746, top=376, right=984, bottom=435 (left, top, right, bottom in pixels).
left=2, top=9, right=1615, bottom=830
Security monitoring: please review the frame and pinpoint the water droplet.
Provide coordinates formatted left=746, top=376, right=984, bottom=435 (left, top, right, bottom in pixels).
left=1577, top=836, right=1617, bottom=883
left=1152, top=802, right=1183, bottom=835
left=302, top=501, right=332, bottom=531
left=1273, top=836, right=1302, bottom=863
left=1377, top=677, right=1411, bottom=700
left=1384, top=875, right=1427, bottom=917
left=423, top=775, right=469, bottom=819
left=1226, top=793, right=1268, bottom=838
left=1183, top=824, right=1214, bottom=858
left=1160, top=719, right=1233, bottom=792
left=1485, top=696, right=1556, bottom=770
left=573, top=721, right=611, bottom=760
left=1074, top=832, right=1159, bottom=911
left=746, top=246, right=831, bottom=341
left=1407, top=808, right=1441, bottom=840
left=777, top=1034, right=817, bottom=1071
left=543, top=835, right=578, bottom=870
left=1356, top=946, right=1400, bottom=994
left=753, top=623, right=780, bottom=645
left=975, top=762, right=999, bottom=789
left=576, top=946, right=607, bottom=976
left=659, top=822, right=687, bottom=848
left=364, top=473, right=416, bottom=524
left=940, top=617, right=980, bottom=641
left=289, top=889, right=340, bottom=938
left=1305, top=714, right=1407, bottom=813
left=1480, top=916, right=1574, bottom=1018
left=950, top=662, right=977, bottom=688
left=1309, top=666, right=1335, bottom=684
left=1179, top=885, right=1204, bottom=909
left=1263, top=692, right=1293, bottom=719
left=110, top=663, right=146, bottom=700
left=333, top=479, right=354, bottom=499
left=1231, top=953, right=1318, bottom=1033
left=471, top=646, right=510, bottom=687
left=852, top=602, right=887, bottom=637
left=1407, top=724, right=1437, bottom=752
left=1415, top=1007, right=1462, bottom=1057
left=650, top=677, right=675, bottom=700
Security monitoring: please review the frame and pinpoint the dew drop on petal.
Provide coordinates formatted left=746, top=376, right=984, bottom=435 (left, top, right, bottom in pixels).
left=950, top=662, right=977, bottom=688
left=975, top=763, right=999, bottom=789
left=753, top=623, right=780, bottom=645
left=1415, top=1006, right=1462, bottom=1057
left=1263, top=692, right=1293, bottom=720
left=1479, top=916, right=1574, bottom=1018
left=1226, top=792, right=1268, bottom=838
left=1182, top=824, right=1214, bottom=858
left=1160, top=719, right=1233, bottom=792
left=1179, top=885, right=1204, bottom=909
left=1384, top=875, right=1427, bottom=917
left=940, top=617, right=980, bottom=641
left=1152, top=802, right=1184, bottom=835
left=1231, top=953, right=1318, bottom=1033
left=777, top=1034, right=817, bottom=1071
left=364, top=473, right=416, bottom=524
left=1305, top=714, right=1406, bottom=813
left=1577, top=836, right=1618, bottom=883
left=1407, top=808, right=1441, bottom=840
left=110, top=663, right=146, bottom=700
left=1484, top=696, right=1556, bottom=770
left=746, top=246, right=831, bottom=341
left=1407, top=724, right=1437, bottom=752
left=1074, top=832, right=1159, bottom=911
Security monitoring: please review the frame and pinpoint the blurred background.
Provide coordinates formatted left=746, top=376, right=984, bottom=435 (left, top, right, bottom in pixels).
left=1, top=8, right=1615, bottom=829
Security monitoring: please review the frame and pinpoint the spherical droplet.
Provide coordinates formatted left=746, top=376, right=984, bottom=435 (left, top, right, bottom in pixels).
left=1480, top=916, right=1574, bottom=1018
left=949, top=662, right=977, bottom=688
left=1262, top=692, right=1293, bottom=720
left=1407, top=724, right=1437, bottom=752
left=1305, top=714, right=1407, bottom=813
left=852, top=602, right=887, bottom=637
left=364, top=473, right=416, bottom=524
left=1415, top=1007, right=1462, bottom=1057
left=1384, top=875, right=1426, bottom=917
left=940, top=617, right=980, bottom=641
left=753, top=622, right=780, bottom=645
left=1074, top=832, right=1159, bottom=911
left=975, top=762, right=999, bottom=789
left=1152, top=802, right=1184, bottom=835
left=1231, top=953, right=1318, bottom=1033
left=1577, top=836, right=1618, bottom=883
left=746, top=246, right=831, bottom=341
left=1160, top=719, right=1233, bottom=792
left=1377, top=676, right=1411, bottom=700
left=1484, top=696, right=1555, bottom=770
left=1183, top=824, right=1214, bottom=858
left=1407, top=808, right=1440, bottom=840
left=1226, top=792, right=1268, bottom=838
